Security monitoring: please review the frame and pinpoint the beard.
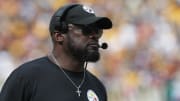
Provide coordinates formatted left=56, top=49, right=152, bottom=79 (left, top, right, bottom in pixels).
left=84, top=48, right=100, bottom=62
left=67, top=41, right=100, bottom=62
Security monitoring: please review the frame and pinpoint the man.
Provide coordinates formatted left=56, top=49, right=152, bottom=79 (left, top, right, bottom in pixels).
left=0, top=3, right=112, bottom=101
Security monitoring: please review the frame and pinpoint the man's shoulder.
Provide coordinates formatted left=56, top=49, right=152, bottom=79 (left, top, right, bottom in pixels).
left=20, top=56, right=49, bottom=68
left=18, top=56, right=49, bottom=70
left=12, top=56, right=51, bottom=78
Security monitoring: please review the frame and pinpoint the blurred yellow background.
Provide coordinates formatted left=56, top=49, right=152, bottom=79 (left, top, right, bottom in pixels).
left=0, top=0, right=180, bottom=101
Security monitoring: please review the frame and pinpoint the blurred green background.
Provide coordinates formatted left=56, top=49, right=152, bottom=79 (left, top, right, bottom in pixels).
left=0, top=0, right=180, bottom=101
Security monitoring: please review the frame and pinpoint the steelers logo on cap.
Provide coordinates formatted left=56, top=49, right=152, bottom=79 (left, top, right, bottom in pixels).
left=87, top=89, right=99, bottom=101
left=83, top=5, right=95, bottom=14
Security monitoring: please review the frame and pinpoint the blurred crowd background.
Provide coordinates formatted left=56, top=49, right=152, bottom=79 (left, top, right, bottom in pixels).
left=0, top=0, right=180, bottom=101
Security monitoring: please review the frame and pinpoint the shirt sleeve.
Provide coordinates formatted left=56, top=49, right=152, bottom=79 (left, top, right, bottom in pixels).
left=0, top=69, right=32, bottom=101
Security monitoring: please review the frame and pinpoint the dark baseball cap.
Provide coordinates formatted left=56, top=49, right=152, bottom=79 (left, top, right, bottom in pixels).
left=49, top=4, right=112, bottom=33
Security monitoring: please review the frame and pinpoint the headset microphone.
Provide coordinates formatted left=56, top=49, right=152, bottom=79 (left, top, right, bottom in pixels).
left=100, top=42, right=108, bottom=49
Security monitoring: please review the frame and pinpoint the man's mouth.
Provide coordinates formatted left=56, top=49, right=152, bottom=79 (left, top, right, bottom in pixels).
left=87, top=43, right=99, bottom=51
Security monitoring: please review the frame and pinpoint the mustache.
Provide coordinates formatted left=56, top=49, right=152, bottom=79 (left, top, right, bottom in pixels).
left=86, top=42, right=99, bottom=47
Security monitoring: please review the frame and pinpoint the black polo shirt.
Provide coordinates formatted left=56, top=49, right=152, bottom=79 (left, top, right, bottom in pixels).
left=0, top=56, right=107, bottom=101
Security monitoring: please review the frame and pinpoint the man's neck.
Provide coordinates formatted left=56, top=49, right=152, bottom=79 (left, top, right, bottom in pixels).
left=51, top=50, right=85, bottom=72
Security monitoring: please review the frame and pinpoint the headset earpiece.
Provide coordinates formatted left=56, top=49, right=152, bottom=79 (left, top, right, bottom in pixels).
left=53, top=16, right=68, bottom=34
left=59, top=21, right=68, bottom=33
left=52, top=4, right=79, bottom=34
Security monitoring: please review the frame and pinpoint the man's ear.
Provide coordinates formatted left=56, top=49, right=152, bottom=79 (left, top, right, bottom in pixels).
left=53, top=31, right=65, bottom=44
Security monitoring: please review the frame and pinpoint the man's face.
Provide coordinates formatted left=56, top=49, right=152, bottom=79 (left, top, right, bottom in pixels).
left=65, top=24, right=103, bottom=62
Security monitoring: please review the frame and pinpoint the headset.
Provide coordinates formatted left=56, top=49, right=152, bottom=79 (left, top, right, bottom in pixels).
left=52, top=4, right=80, bottom=34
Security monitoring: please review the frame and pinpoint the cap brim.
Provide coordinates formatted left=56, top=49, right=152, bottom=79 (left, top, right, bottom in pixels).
left=71, top=16, right=112, bottom=29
